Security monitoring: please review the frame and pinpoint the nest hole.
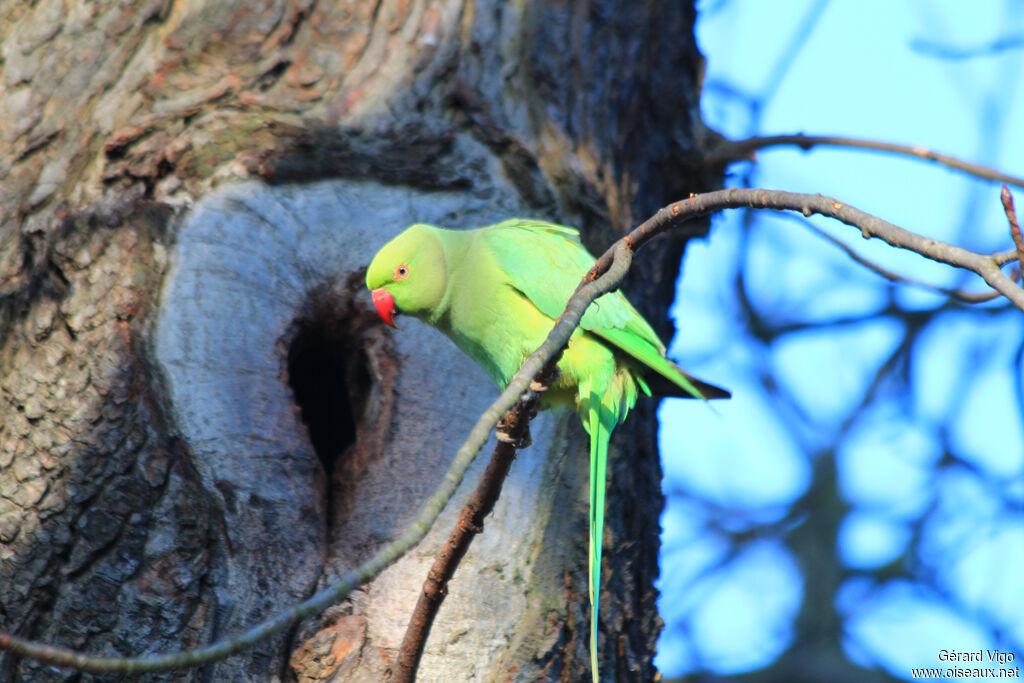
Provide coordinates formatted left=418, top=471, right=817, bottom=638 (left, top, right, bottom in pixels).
left=285, top=276, right=395, bottom=534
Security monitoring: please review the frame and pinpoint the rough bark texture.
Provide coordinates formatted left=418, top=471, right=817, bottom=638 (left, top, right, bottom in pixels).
left=0, top=1, right=711, bottom=681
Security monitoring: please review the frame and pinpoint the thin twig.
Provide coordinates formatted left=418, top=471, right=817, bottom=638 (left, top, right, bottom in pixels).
left=789, top=214, right=1007, bottom=303
left=911, top=35, right=1024, bottom=61
left=393, top=361, right=561, bottom=683
left=1001, top=184, right=1024, bottom=277
left=705, top=134, right=1024, bottom=191
left=593, top=189, right=1024, bottom=311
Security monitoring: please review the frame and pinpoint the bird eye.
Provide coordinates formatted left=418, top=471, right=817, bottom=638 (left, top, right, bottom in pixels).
left=394, top=265, right=410, bottom=280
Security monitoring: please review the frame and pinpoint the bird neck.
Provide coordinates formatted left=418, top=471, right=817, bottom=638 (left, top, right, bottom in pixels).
left=425, top=228, right=475, bottom=328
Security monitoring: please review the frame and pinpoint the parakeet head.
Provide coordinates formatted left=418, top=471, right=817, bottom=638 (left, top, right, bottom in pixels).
left=366, top=224, right=448, bottom=326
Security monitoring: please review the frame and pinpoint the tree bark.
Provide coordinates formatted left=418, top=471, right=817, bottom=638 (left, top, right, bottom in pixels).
left=0, top=1, right=711, bottom=681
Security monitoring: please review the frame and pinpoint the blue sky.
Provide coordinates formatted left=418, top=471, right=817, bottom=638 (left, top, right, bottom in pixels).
left=656, top=2, right=1024, bottom=679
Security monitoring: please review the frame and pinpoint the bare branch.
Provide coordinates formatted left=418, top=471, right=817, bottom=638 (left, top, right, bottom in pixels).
left=705, top=134, right=1024, bottom=191
left=1001, top=185, right=1024, bottom=278
left=394, top=362, right=560, bottom=683
left=795, top=216, right=1008, bottom=304
left=596, top=189, right=1024, bottom=311
left=0, top=243, right=635, bottom=675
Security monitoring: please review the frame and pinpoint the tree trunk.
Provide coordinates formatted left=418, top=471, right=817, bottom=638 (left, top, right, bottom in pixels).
left=0, top=1, right=711, bottom=681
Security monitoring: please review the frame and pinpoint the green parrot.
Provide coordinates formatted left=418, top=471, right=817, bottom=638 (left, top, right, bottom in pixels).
left=366, top=219, right=727, bottom=681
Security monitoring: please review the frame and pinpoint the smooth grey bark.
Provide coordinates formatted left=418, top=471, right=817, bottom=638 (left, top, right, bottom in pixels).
left=0, top=1, right=710, bottom=680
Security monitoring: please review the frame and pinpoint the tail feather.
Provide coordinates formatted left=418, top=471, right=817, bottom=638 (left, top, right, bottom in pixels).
left=642, top=363, right=731, bottom=400
left=585, top=390, right=614, bottom=683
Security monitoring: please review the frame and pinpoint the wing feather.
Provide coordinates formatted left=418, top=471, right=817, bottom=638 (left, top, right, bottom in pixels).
left=481, top=220, right=719, bottom=398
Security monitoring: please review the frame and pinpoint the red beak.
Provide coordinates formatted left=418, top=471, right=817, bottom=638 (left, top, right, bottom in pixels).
left=371, top=288, right=397, bottom=327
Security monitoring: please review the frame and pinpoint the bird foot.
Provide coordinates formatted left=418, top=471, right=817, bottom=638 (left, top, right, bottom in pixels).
left=496, top=418, right=532, bottom=449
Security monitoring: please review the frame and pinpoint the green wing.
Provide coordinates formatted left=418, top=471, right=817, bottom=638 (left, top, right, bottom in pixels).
left=481, top=219, right=708, bottom=399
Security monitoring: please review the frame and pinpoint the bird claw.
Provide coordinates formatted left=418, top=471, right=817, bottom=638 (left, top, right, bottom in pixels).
left=495, top=430, right=531, bottom=448
left=496, top=420, right=532, bottom=449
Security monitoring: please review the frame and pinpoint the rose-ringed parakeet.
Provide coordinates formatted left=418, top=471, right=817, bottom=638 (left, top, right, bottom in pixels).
left=366, top=219, right=728, bottom=682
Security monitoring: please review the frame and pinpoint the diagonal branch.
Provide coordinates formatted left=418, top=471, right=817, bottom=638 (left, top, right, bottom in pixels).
left=705, top=134, right=1024, bottom=191
left=0, top=245, right=635, bottom=675
left=393, top=361, right=561, bottom=683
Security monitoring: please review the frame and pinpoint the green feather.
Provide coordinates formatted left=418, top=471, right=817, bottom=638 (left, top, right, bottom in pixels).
left=581, top=376, right=616, bottom=683
left=366, top=219, right=728, bottom=681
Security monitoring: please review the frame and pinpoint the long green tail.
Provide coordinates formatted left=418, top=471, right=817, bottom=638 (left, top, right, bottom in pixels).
left=586, top=392, right=614, bottom=683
